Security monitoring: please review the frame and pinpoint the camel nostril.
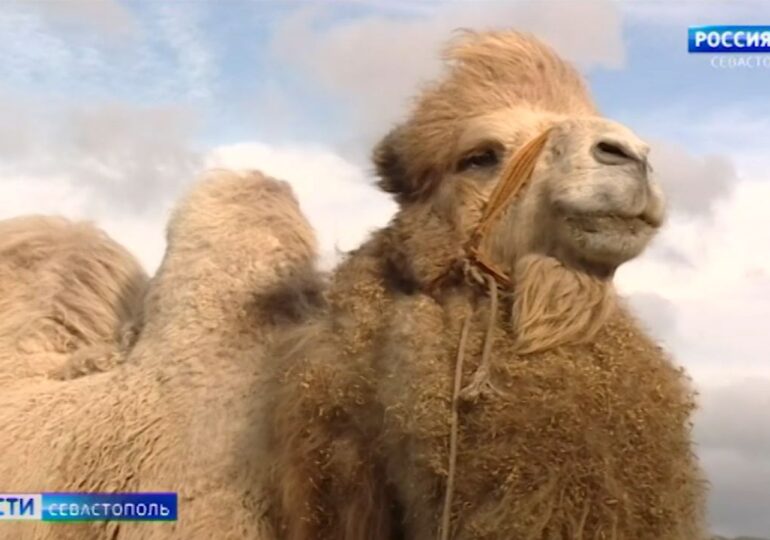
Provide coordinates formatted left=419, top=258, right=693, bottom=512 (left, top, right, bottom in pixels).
left=593, top=140, right=639, bottom=165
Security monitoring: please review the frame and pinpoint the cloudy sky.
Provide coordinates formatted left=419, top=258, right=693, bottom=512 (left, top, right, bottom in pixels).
left=1, top=0, right=768, bottom=535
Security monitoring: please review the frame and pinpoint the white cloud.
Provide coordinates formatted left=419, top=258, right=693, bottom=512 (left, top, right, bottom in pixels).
left=0, top=102, right=201, bottom=210
left=0, top=174, right=90, bottom=218
left=697, top=378, right=770, bottom=460
left=625, top=291, right=679, bottom=346
left=206, top=142, right=397, bottom=269
left=618, top=178, right=770, bottom=379
left=36, top=0, right=138, bottom=37
left=0, top=98, right=201, bottom=273
left=0, top=169, right=170, bottom=275
left=650, top=140, right=736, bottom=218
left=621, top=0, right=770, bottom=26
left=0, top=84, right=399, bottom=273
left=619, top=178, right=770, bottom=299
left=695, top=378, right=770, bottom=537
left=271, top=0, right=625, bottom=152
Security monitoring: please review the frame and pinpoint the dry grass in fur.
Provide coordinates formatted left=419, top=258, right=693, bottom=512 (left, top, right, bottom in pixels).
left=261, top=30, right=707, bottom=540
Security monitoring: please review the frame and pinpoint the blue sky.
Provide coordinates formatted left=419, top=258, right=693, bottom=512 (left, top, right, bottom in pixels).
left=4, top=0, right=768, bottom=152
left=1, top=1, right=769, bottom=536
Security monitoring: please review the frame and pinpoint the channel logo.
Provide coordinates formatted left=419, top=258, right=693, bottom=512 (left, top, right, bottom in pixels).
left=689, top=26, right=770, bottom=53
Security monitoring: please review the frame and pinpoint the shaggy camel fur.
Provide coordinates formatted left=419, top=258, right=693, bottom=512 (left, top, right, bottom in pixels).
left=262, top=31, right=707, bottom=539
left=0, top=216, right=147, bottom=387
left=0, top=171, right=318, bottom=539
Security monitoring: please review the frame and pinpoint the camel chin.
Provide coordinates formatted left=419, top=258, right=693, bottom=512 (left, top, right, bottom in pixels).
left=556, top=212, right=658, bottom=271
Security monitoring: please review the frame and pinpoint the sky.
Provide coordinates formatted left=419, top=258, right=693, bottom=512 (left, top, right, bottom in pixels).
left=0, top=0, right=768, bottom=536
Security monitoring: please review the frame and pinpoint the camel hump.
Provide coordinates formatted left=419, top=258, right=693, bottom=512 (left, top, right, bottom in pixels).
left=137, top=169, right=322, bottom=336
left=0, top=216, right=147, bottom=383
left=165, top=169, right=317, bottom=276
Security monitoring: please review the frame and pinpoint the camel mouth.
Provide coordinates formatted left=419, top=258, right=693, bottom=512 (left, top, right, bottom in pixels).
left=562, top=211, right=659, bottom=236
left=554, top=210, right=659, bottom=273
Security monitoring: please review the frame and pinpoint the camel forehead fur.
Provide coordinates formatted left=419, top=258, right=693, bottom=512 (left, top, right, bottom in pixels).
left=374, top=31, right=597, bottom=196
left=376, top=31, right=660, bottom=212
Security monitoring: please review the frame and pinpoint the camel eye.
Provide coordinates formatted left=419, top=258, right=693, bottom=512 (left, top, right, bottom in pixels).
left=457, top=148, right=500, bottom=172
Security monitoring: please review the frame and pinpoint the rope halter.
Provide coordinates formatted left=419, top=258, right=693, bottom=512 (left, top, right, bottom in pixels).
left=438, top=128, right=553, bottom=540
left=464, top=127, right=554, bottom=289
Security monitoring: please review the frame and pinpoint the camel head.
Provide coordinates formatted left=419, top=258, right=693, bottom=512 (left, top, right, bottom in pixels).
left=374, top=31, right=665, bottom=287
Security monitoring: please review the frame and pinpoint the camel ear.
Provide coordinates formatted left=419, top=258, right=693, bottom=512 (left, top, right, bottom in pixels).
left=372, top=126, right=413, bottom=200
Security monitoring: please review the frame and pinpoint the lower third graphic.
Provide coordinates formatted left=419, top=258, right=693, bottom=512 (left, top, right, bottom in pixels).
left=0, top=493, right=177, bottom=521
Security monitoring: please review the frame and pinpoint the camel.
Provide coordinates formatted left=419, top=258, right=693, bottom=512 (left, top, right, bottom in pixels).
left=1, top=29, right=706, bottom=540
left=0, top=170, right=319, bottom=539
left=0, top=216, right=147, bottom=387
left=259, top=31, right=707, bottom=539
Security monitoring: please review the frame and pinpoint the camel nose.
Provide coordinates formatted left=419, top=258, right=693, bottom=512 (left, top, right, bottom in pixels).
left=591, top=138, right=645, bottom=166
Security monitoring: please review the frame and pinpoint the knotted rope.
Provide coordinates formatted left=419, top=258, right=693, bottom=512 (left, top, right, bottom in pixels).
left=438, top=129, right=552, bottom=540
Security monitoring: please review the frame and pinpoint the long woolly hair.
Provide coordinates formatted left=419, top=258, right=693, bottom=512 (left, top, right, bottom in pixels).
left=0, top=216, right=147, bottom=377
